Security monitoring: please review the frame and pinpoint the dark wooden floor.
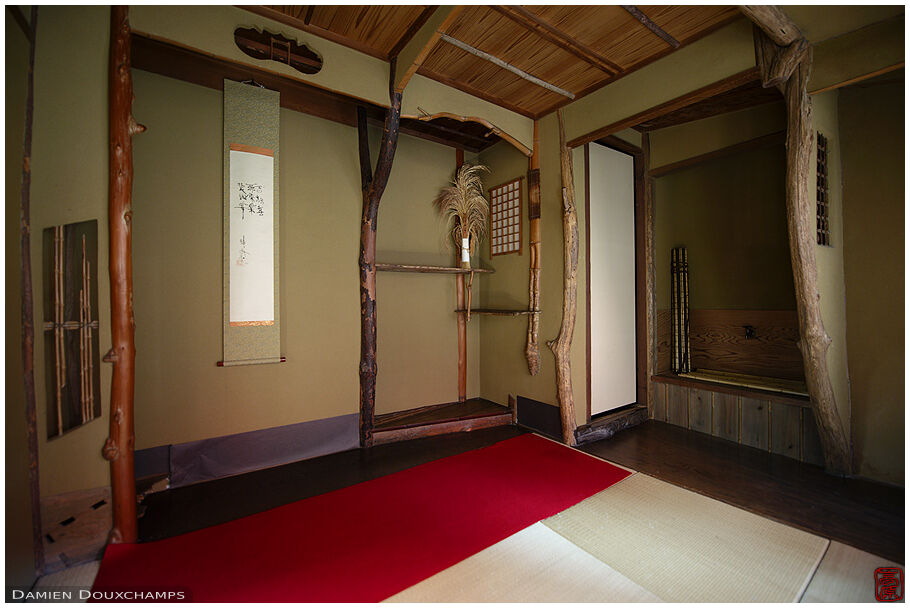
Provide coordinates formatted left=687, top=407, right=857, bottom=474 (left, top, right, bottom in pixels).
left=580, top=420, right=905, bottom=563
left=138, top=425, right=524, bottom=541
left=375, top=398, right=508, bottom=430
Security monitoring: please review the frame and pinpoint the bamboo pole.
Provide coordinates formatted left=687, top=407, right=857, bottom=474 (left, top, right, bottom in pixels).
left=104, top=5, right=144, bottom=543
left=86, top=252, right=94, bottom=421
left=357, top=61, right=404, bottom=447
left=525, top=121, right=542, bottom=375
left=455, top=148, right=467, bottom=402
left=548, top=110, right=579, bottom=446
left=53, top=226, right=63, bottom=435
left=742, top=9, right=852, bottom=475
left=18, top=4, right=44, bottom=574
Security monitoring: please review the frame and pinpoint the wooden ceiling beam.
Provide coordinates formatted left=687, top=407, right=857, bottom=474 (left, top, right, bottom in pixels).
left=439, top=33, right=575, bottom=99
left=621, top=6, right=680, bottom=48
left=388, top=6, right=439, bottom=60
left=394, top=6, right=464, bottom=92
left=302, top=6, right=314, bottom=26
left=489, top=5, right=623, bottom=75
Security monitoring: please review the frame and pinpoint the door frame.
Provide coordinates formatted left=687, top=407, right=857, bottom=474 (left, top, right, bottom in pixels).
left=584, top=137, right=649, bottom=423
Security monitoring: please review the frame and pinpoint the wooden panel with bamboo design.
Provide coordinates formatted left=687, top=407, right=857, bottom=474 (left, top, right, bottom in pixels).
left=42, top=220, right=101, bottom=438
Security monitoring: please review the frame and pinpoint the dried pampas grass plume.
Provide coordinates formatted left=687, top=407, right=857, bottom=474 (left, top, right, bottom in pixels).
left=434, top=163, right=490, bottom=259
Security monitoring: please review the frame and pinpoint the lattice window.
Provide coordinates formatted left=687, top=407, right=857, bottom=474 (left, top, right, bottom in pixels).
left=489, top=177, right=522, bottom=256
left=816, top=132, right=831, bottom=246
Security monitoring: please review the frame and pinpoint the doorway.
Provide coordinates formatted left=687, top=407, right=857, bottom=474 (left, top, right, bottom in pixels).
left=586, top=142, right=639, bottom=416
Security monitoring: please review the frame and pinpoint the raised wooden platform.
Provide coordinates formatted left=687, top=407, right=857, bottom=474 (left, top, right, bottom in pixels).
left=373, top=398, right=513, bottom=446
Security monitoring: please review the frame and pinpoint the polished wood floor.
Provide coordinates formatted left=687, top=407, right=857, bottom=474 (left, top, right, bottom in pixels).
left=375, top=398, right=509, bottom=430
left=580, top=420, right=904, bottom=563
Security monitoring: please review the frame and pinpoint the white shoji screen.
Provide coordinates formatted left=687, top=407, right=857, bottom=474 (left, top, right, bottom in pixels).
left=489, top=177, right=522, bottom=256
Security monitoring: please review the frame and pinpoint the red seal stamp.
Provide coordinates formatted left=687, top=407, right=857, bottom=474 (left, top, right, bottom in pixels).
left=875, top=567, right=903, bottom=602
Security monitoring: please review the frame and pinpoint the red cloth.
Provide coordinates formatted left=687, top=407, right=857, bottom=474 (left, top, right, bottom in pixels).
left=93, top=434, right=630, bottom=602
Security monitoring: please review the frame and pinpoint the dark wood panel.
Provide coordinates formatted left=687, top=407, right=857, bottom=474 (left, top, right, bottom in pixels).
left=636, top=80, right=782, bottom=131
left=516, top=396, right=562, bottom=441
left=800, top=410, right=826, bottom=467
left=712, top=392, right=739, bottom=442
left=770, top=401, right=801, bottom=459
left=652, top=381, right=667, bottom=422
left=741, top=397, right=770, bottom=450
left=689, top=389, right=712, bottom=434
left=579, top=421, right=904, bottom=563
left=689, top=310, right=804, bottom=381
left=666, top=383, right=688, bottom=427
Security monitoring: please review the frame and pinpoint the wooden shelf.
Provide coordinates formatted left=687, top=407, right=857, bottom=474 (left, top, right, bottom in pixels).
left=376, top=263, right=494, bottom=274
left=454, top=309, right=539, bottom=316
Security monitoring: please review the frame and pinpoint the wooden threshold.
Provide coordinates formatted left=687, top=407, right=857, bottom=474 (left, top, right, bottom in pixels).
left=575, top=405, right=648, bottom=445
left=372, top=414, right=513, bottom=446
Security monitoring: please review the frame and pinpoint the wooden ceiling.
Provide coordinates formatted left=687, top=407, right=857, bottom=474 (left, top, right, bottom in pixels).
left=250, top=5, right=745, bottom=118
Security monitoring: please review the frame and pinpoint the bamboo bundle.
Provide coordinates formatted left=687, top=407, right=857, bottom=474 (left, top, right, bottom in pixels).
left=53, top=226, right=64, bottom=435
left=670, top=247, right=691, bottom=373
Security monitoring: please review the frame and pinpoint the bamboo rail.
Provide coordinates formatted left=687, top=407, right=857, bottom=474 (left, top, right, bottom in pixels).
left=525, top=121, right=542, bottom=375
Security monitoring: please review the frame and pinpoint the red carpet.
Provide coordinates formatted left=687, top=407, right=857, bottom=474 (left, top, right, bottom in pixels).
left=93, top=434, right=630, bottom=602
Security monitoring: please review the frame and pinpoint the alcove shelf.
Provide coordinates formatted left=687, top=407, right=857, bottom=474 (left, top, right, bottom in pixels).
left=376, top=263, right=495, bottom=275
left=454, top=309, right=539, bottom=316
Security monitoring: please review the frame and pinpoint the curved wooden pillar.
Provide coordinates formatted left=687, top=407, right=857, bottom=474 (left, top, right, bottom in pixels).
left=525, top=121, right=541, bottom=375
left=105, top=5, right=145, bottom=543
left=358, top=62, right=403, bottom=447
left=745, top=6, right=851, bottom=475
left=548, top=110, right=579, bottom=445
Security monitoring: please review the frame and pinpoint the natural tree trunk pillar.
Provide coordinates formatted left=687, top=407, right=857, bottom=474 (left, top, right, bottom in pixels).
left=358, top=62, right=403, bottom=447
left=780, top=57, right=851, bottom=474
left=104, top=5, right=144, bottom=544
left=743, top=6, right=852, bottom=475
left=525, top=120, right=542, bottom=375
left=548, top=110, right=579, bottom=445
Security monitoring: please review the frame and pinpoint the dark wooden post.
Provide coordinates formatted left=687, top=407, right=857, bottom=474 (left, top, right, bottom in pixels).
left=525, top=121, right=542, bottom=375
left=358, top=61, right=403, bottom=447
left=104, top=5, right=145, bottom=543
left=455, top=148, right=467, bottom=402
left=16, top=5, right=45, bottom=573
left=743, top=5, right=851, bottom=475
left=548, top=109, right=579, bottom=446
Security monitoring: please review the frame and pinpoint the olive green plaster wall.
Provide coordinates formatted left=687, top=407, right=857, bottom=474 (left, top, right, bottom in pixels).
left=648, top=102, right=786, bottom=170
left=477, top=122, right=588, bottom=428
left=839, top=79, right=904, bottom=486
left=561, top=19, right=755, bottom=144
left=30, top=6, right=112, bottom=497
left=810, top=15, right=904, bottom=94
left=128, top=5, right=533, bottom=152
left=811, top=90, right=852, bottom=445
left=6, top=9, right=38, bottom=587
left=654, top=144, right=793, bottom=312
left=130, top=69, right=479, bottom=447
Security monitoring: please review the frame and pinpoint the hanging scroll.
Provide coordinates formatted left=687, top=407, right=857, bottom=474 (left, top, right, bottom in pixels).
left=222, top=79, right=282, bottom=366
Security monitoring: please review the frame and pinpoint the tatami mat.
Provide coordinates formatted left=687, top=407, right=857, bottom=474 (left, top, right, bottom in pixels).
left=28, top=561, right=101, bottom=602
left=384, top=522, right=661, bottom=603
left=544, top=473, right=829, bottom=602
left=801, top=541, right=903, bottom=603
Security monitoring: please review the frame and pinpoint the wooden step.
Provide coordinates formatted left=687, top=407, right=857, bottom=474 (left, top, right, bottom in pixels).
left=373, top=398, right=513, bottom=446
